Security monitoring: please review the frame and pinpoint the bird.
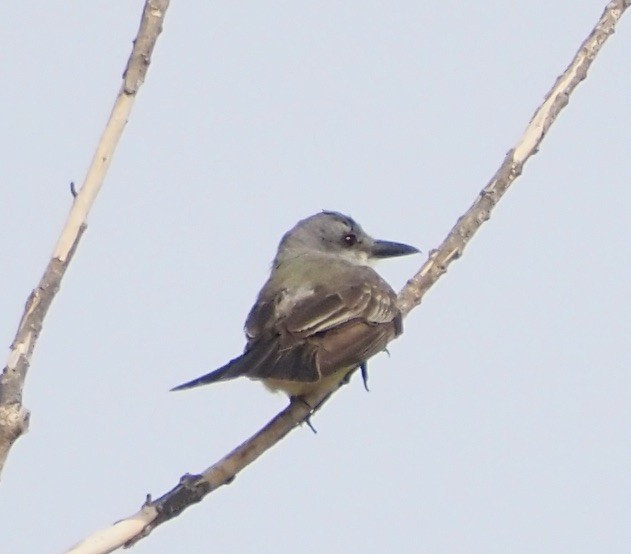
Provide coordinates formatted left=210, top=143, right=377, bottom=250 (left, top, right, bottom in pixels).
left=171, top=211, right=418, bottom=398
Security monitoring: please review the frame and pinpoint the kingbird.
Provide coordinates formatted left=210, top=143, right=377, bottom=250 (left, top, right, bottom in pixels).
left=172, top=211, right=418, bottom=397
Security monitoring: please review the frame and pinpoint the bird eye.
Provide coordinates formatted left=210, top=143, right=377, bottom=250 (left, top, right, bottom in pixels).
left=343, top=233, right=357, bottom=246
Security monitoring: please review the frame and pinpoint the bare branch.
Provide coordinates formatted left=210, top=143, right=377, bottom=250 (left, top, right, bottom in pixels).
left=397, top=0, right=631, bottom=315
left=0, top=0, right=170, bottom=480
left=63, top=1, right=630, bottom=551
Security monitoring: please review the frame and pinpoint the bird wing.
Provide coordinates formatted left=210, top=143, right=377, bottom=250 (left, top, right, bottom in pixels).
left=283, top=279, right=398, bottom=336
left=243, top=267, right=402, bottom=383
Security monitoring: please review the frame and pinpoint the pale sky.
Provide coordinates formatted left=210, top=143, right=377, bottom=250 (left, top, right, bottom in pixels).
left=2, top=2, right=631, bottom=553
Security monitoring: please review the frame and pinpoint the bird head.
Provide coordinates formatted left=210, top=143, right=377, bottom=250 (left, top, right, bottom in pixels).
left=275, top=211, right=419, bottom=266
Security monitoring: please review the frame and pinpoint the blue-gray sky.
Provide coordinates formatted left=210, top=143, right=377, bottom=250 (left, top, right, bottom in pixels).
left=2, top=2, right=631, bottom=552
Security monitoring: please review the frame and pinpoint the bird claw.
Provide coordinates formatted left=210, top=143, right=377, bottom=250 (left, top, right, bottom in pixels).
left=360, top=362, right=370, bottom=392
left=291, top=396, right=318, bottom=434
left=340, top=364, right=370, bottom=392
left=303, top=415, right=318, bottom=434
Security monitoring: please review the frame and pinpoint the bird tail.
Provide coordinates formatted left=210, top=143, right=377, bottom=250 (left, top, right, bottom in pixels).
left=171, top=337, right=319, bottom=392
left=170, top=352, right=252, bottom=392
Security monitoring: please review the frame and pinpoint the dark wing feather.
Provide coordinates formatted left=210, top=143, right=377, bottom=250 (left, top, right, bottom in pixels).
left=284, top=280, right=397, bottom=337
left=315, top=318, right=397, bottom=376
left=241, top=266, right=401, bottom=383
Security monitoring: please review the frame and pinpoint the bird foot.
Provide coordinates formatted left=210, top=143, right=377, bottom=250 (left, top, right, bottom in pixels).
left=290, top=396, right=318, bottom=434
left=360, top=362, right=370, bottom=392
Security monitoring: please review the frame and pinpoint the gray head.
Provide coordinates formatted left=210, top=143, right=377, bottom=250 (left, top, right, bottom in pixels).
left=274, top=211, right=418, bottom=266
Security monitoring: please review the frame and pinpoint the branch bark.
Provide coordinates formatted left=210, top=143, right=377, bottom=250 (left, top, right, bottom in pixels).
left=63, top=0, right=631, bottom=551
left=0, top=0, right=170, bottom=480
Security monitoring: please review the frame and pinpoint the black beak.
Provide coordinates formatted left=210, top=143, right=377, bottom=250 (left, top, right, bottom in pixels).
left=370, top=239, right=419, bottom=259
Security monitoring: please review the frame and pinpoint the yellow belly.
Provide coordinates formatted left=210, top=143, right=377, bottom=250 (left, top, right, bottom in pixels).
left=261, top=366, right=353, bottom=397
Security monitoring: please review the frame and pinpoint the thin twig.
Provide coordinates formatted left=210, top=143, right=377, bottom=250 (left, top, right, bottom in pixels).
left=63, top=1, right=630, bottom=552
left=0, top=0, right=170, bottom=481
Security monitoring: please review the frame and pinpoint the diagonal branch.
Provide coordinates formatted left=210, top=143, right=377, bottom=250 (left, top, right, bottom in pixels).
left=0, top=0, right=170, bottom=481
left=396, top=0, right=631, bottom=316
left=63, top=1, right=631, bottom=552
